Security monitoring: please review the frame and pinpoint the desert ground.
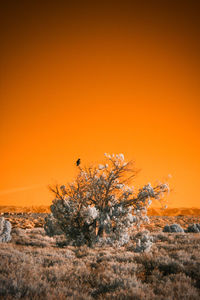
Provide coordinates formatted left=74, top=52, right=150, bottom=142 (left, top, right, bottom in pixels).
left=0, top=207, right=199, bottom=299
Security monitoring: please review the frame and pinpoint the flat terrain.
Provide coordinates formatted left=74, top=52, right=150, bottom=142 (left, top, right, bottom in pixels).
left=1, top=206, right=200, bottom=232
left=0, top=207, right=199, bottom=299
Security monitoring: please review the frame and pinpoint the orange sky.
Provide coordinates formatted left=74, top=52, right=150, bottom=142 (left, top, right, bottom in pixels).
left=0, top=1, right=200, bottom=207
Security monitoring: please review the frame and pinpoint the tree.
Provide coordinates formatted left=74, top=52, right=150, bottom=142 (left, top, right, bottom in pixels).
left=45, top=153, right=169, bottom=247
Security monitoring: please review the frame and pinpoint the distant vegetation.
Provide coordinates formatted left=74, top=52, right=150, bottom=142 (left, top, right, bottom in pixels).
left=1, top=206, right=200, bottom=216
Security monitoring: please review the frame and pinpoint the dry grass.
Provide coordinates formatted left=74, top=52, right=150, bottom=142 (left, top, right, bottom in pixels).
left=0, top=221, right=200, bottom=299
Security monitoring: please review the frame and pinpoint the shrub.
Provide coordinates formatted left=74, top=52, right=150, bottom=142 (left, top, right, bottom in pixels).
left=45, top=153, right=169, bottom=247
left=133, top=230, right=153, bottom=253
left=186, top=224, right=200, bottom=233
left=44, top=214, right=64, bottom=236
left=163, top=224, right=184, bottom=233
left=0, top=217, right=12, bottom=242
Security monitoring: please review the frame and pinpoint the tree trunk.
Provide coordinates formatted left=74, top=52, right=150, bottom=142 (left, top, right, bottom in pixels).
left=97, top=225, right=106, bottom=237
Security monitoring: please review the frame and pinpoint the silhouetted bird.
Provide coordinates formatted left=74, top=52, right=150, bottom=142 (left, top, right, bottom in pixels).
left=76, top=158, right=81, bottom=166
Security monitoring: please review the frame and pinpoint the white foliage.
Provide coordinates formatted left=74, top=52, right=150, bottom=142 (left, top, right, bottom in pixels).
left=119, top=153, right=124, bottom=161
left=0, top=217, right=12, bottom=243
left=46, top=153, right=170, bottom=247
left=98, top=164, right=105, bottom=170
left=134, top=231, right=153, bottom=253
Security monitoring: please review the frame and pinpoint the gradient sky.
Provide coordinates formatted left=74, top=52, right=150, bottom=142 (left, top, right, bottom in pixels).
left=0, top=1, right=200, bottom=207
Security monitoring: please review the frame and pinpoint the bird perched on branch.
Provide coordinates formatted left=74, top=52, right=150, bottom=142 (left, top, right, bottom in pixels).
left=76, top=158, right=81, bottom=166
